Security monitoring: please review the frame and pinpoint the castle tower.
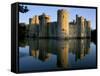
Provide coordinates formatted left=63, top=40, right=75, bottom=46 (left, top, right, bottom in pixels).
left=84, top=18, right=87, bottom=37
left=39, top=13, right=50, bottom=37
left=29, top=18, right=32, bottom=24
left=80, top=16, right=85, bottom=37
left=87, top=21, right=91, bottom=29
left=35, top=15, right=39, bottom=24
left=87, top=20, right=91, bottom=37
left=29, top=15, right=39, bottom=37
left=45, top=15, right=51, bottom=37
left=76, top=14, right=78, bottom=24
left=76, top=16, right=85, bottom=37
left=31, top=15, right=39, bottom=25
left=76, top=14, right=80, bottom=37
left=57, top=9, right=69, bottom=38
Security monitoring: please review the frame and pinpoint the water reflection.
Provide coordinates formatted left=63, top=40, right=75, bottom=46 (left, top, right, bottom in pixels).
left=19, top=38, right=96, bottom=71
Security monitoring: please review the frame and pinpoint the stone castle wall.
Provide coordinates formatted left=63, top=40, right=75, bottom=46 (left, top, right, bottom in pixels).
left=28, top=9, right=91, bottom=38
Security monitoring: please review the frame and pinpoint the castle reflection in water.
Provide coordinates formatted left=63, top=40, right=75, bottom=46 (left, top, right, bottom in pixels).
left=19, top=39, right=91, bottom=69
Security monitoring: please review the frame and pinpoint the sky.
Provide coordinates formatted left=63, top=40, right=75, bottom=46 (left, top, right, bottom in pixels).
left=19, top=4, right=96, bottom=30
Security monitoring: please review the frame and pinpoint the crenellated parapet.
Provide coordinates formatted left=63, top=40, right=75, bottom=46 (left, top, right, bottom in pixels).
left=28, top=9, right=91, bottom=38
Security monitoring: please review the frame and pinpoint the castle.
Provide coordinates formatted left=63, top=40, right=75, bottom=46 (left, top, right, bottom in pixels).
left=28, top=9, right=91, bottom=38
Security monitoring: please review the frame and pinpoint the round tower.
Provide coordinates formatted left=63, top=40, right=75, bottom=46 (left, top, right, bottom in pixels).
left=39, top=13, right=50, bottom=37
left=87, top=21, right=91, bottom=29
left=35, top=15, right=39, bottom=24
left=80, top=16, right=85, bottom=37
left=57, top=9, right=69, bottom=38
left=31, top=15, right=39, bottom=25
left=29, top=18, right=32, bottom=24
left=87, top=20, right=91, bottom=37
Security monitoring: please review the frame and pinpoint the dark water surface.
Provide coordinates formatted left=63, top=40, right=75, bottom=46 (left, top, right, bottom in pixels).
left=19, top=39, right=96, bottom=72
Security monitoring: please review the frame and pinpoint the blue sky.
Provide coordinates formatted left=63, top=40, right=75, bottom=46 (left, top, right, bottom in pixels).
left=19, top=4, right=96, bottom=30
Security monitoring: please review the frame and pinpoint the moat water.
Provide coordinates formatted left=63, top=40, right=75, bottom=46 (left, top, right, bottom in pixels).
left=18, top=38, right=97, bottom=72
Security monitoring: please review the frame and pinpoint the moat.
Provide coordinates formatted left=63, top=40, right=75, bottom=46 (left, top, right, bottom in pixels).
left=18, top=38, right=96, bottom=72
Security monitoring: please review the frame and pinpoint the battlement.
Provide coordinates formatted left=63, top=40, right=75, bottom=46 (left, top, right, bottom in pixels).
left=28, top=9, right=91, bottom=38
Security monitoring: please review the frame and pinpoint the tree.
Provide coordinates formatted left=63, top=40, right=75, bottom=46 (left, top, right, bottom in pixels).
left=19, top=5, right=29, bottom=13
